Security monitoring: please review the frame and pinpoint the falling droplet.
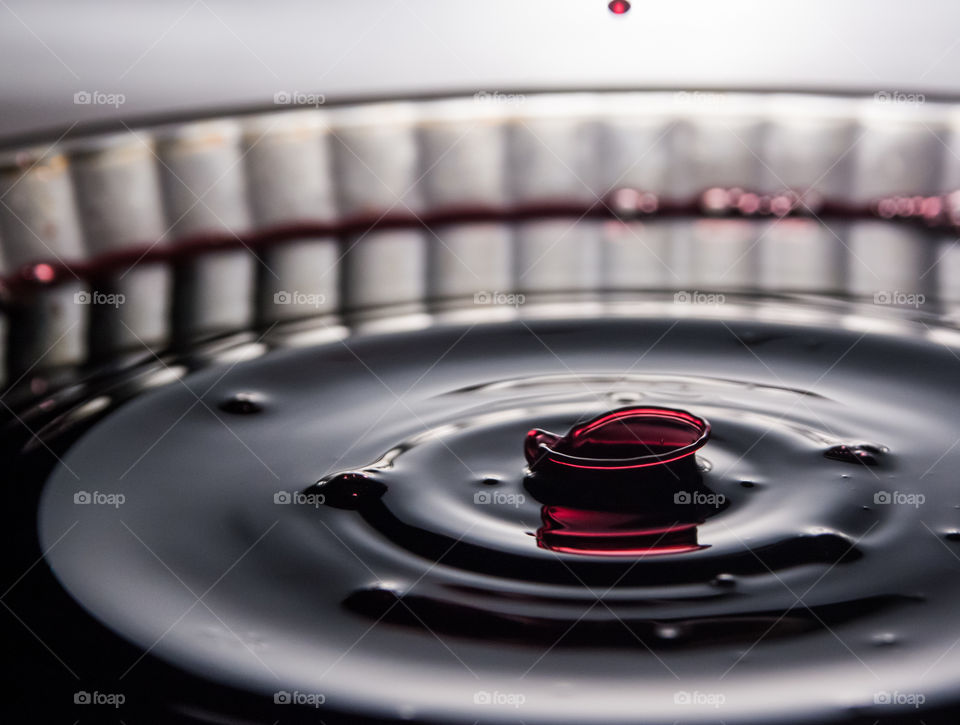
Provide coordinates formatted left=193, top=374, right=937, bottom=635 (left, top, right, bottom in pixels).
left=608, top=1, right=631, bottom=16
left=740, top=480, right=755, bottom=489
left=944, top=531, right=960, bottom=542
left=480, top=476, right=502, bottom=486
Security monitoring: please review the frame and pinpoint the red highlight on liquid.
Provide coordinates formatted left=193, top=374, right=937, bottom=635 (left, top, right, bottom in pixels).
left=31, top=263, right=56, bottom=283
left=525, top=406, right=710, bottom=472
left=608, top=0, right=631, bottom=15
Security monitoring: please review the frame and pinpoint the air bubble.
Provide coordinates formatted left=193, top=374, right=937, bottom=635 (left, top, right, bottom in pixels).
left=219, top=392, right=264, bottom=415
left=825, top=444, right=887, bottom=466
left=871, top=632, right=898, bottom=647
left=656, top=624, right=681, bottom=640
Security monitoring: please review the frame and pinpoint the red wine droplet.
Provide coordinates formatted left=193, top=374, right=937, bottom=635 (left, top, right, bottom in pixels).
left=525, top=406, right=710, bottom=472
left=608, top=0, right=631, bottom=14
left=526, top=407, right=715, bottom=557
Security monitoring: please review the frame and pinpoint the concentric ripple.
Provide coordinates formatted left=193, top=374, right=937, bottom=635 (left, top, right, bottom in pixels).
left=37, top=302, right=960, bottom=724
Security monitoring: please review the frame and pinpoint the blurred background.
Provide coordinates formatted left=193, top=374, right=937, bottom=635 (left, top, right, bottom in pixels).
left=2, top=1, right=960, bottom=391
left=4, top=4, right=960, bottom=723
left=4, top=0, right=960, bottom=139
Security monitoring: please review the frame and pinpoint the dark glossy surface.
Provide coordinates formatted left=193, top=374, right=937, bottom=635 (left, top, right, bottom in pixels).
left=19, top=297, right=960, bottom=724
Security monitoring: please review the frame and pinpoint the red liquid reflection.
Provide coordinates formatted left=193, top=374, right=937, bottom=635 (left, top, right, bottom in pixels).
left=538, top=507, right=706, bottom=556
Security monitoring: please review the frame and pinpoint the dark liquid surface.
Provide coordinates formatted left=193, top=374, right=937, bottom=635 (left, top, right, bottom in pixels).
left=29, top=299, right=960, bottom=723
